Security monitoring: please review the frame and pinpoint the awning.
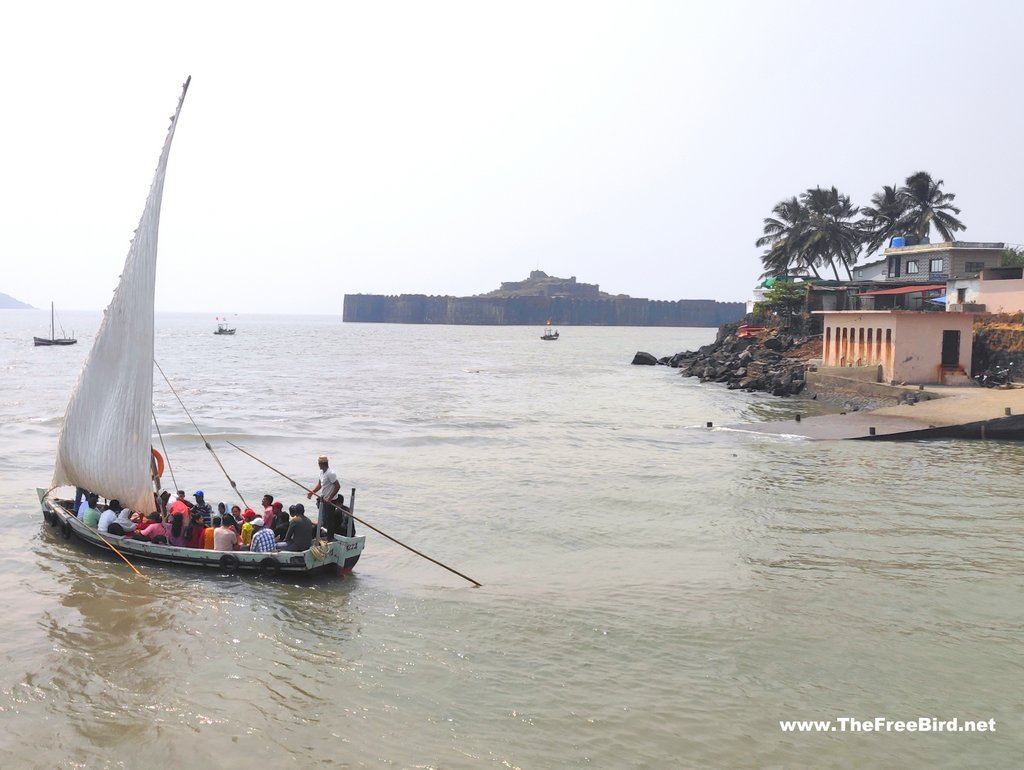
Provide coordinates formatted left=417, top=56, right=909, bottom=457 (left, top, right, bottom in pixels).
left=858, top=284, right=946, bottom=296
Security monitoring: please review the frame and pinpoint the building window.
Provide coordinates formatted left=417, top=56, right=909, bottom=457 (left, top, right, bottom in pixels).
left=965, top=261, right=984, bottom=272
left=929, top=258, right=943, bottom=273
left=906, top=260, right=919, bottom=274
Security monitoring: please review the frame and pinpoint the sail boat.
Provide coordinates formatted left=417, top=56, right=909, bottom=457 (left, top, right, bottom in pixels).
left=37, top=78, right=365, bottom=577
left=33, top=302, right=77, bottom=346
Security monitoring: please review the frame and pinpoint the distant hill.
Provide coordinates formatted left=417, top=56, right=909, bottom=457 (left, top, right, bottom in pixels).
left=0, top=293, right=32, bottom=309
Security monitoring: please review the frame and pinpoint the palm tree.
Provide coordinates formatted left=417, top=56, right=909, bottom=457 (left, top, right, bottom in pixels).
left=755, top=196, right=822, bottom=279
left=860, top=184, right=905, bottom=255
left=799, top=186, right=862, bottom=281
left=899, top=171, right=965, bottom=242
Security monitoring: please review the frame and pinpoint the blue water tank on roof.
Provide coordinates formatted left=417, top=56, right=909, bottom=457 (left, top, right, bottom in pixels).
left=891, top=236, right=906, bottom=248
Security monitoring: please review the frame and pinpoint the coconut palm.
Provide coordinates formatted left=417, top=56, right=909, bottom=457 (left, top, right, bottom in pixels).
left=798, top=186, right=862, bottom=281
left=755, top=196, right=822, bottom=279
left=899, top=171, right=965, bottom=242
left=860, top=184, right=905, bottom=254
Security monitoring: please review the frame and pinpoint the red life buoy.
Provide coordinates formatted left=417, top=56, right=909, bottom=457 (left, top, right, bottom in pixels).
left=151, top=448, right=165, bottom=478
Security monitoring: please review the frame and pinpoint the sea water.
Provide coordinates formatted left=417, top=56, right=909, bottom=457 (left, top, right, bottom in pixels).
left=0, top=311, right=1020, bottom=768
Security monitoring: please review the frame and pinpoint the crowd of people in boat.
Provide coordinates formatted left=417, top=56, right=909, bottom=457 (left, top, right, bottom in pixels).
left=71, top=488, right=343, bottom=553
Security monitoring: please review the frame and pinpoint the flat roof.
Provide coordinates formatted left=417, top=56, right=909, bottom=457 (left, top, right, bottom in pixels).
left=858, top=284, right=945, bottom=296
left=812, top=309, right=982, bottom=315
left=883, top=240, right=1004, bottom=255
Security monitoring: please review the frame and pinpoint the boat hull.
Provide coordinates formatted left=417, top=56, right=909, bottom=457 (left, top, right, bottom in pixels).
left=34, top=337, right=78, bottom=346
left=38, top=491, right=364, bottom=577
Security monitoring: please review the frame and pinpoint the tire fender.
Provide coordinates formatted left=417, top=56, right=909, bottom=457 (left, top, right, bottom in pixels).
left=258, top=557, right=280, bottom=577
left=59, top=519, right=73, bottom=540
left=219, top=553, right=240, bottom=573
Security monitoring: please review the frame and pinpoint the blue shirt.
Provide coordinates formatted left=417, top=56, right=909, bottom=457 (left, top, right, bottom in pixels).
left=250, top=528, right=277, bottom=553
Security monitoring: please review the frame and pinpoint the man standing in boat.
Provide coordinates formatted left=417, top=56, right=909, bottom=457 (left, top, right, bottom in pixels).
left=307, top=454, right=340, bottom=538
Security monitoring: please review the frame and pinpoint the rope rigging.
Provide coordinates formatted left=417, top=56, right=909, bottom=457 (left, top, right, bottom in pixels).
left=154, top=359, right=248, bottom=510
left=151, top=409, right=178, bottom=493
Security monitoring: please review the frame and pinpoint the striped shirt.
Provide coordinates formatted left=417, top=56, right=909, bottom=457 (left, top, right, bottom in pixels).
left=250, top=527, right=278, bottom=553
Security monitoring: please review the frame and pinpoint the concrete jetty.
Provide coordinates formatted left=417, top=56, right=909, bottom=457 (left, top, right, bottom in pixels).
left=729, top=385, right=1024, bottom=440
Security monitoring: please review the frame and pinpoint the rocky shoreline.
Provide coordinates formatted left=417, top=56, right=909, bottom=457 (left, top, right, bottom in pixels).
left=632, top=318, right=1024, bottom=416
left=632, top=322, right=813, bottom=397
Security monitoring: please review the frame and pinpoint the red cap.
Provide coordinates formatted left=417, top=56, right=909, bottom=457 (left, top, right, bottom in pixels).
left=272, top=501, right=284, bottom=509
left=243, top=508, right=256, bottom=520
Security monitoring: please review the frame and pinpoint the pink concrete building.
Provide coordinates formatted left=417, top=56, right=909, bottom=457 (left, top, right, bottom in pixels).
left=948, top=267, right=1024, bottom=313
left=818, top=310, right=976, bottom=385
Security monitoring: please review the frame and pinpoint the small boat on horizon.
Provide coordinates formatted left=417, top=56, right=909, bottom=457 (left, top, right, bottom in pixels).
left=541, top=320, right=559, bottom=340
left=214, top=317, right=236, bottom=335
left=33, top=302, right=77, bottom=346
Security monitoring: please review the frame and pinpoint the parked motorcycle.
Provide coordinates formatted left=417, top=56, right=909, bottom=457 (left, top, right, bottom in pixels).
left=974, top=366, right=1011, bottom=387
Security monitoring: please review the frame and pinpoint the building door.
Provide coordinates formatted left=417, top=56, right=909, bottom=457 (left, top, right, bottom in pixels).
left=941, top=330, right=960, bottom=367
left=888, top=255, right=901, bottom=277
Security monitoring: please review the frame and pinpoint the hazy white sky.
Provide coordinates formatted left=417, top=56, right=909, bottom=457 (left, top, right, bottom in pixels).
left=2, top=1, right=1021, bottom=314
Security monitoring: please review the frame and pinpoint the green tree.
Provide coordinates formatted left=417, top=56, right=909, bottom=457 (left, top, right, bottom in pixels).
left=1002, top=246, right=1024, bottom=267
left=755, top=187, right=862, bottom=281
left=860, top=184, right=905, bottom=254
left=755, top=196, right=822, bottom=279
left=757, top=280, right=807, bottom=320
left=800, top=186, right=861, bottom=281
left=899, top=171, right=966, bottom=242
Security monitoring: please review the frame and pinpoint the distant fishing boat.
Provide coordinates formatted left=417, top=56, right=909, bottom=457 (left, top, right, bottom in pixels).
left=541, top=320, right=559, bottom=341
left=214, top=317, right=236, bottom=335
left=33, top=302, right=77, bottom=346
left=39, top=78, right=365, bottom=578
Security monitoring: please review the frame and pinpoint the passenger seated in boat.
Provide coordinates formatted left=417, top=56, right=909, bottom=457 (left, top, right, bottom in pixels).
left=184, top=510, right=206, bottom=549
left=135, top=512, right=167, bottom=543
left=111, top=504, right=138, bottom=536
left=157, top=490, right=171, bottom=516
left=277, top=504, right=314, bottom=552
left=204, top=516, right=220, bottom=549
left=78, top=493, right=101, bottom=528
left=260, top=494, right=274, bottom=519
left=240, top=508, right=256, bottom=546
left=165, top=512, right=188, bottom=547
left=98, top=500, right=122, bottom=534
left=213, top=517, right=240, bottom=551
left=192, top=491, right=213, bottom=526
left=169, top=490, right=190, bottom=518
left=325, top=495, right=355, bottom=538
left=76, top=489, right=92, bottom=517
left=272, top=502, right=289, bottom=539
left=266, top=501, right=285, bottom=536
left=249, top=517, right=277, bottom=553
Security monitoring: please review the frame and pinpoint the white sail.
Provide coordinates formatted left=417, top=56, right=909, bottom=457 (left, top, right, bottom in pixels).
left=52, top=78, right=190, bottom=515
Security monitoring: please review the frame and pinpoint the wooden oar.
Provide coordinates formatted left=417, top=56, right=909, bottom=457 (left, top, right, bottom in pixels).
left=227, top=441, right=482, bottom=587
